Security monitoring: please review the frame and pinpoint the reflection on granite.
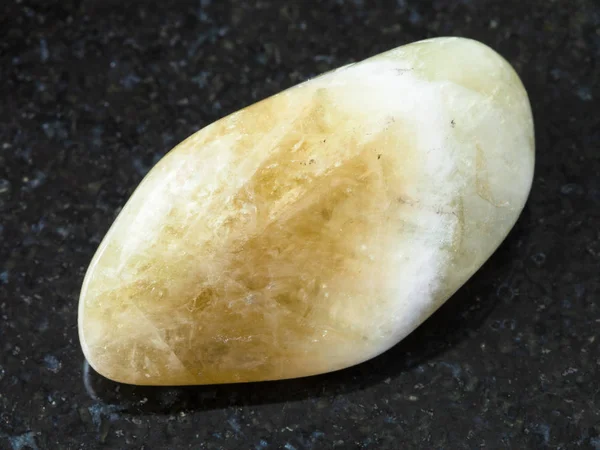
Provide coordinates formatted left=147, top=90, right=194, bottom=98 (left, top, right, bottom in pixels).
left=0, top=0, right=598, bottom=448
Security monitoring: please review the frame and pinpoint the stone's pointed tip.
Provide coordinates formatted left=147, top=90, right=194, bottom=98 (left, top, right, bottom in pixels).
left=79, top=37, right=534, bottom=386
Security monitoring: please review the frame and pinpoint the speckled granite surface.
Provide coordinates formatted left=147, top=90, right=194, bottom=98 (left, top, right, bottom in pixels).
left=0, top=0, right=599, bottom=449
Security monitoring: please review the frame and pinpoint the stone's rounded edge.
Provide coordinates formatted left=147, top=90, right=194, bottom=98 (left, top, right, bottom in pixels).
left=84, top=360, right=369, bottom=387
left=389, top=37, right=533, bottom=121
left=457, top=37, right=535, bottom=216
left=86, top=359, right=139, bottom=386
left=465, top=37, right=535, bottom=213
left=75, top=129, right=204, bottom=386
left=77, top=192, right=137, bottom=384
left=77, top=292, right=122, bottom=385
left=462, top=38, right=535, bottom=197
left=77, top=238, right=104, bottom=382
left=460, top=36, right=536, bottom=156
left=415, top=36, right=535, bottom=202
left=77, top=218, right=150, bottom=387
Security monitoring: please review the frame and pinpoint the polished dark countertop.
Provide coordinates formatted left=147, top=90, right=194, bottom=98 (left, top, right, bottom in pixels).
left=1, top=0, right=599, bottom=448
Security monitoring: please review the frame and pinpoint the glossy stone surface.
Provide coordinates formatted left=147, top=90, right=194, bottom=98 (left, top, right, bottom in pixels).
left=78, top=37, right=534, bottom=385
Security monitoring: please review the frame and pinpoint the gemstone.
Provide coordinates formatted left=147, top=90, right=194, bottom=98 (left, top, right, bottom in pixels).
left=79, top=37, right=534, bottom=385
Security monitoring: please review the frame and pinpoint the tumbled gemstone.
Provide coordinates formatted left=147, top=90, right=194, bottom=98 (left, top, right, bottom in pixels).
left=79, top=37, right=534, bottom=385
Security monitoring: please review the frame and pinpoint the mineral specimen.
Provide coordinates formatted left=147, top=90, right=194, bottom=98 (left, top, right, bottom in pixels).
left=79, top=37, right=534, bottom=385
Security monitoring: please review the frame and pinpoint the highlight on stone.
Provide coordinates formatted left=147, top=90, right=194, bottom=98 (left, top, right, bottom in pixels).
left=78, top=37, right=535, bottom=385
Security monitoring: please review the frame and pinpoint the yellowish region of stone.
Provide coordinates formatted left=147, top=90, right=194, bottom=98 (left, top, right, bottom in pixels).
left=79, top=37, right=534, bottom=385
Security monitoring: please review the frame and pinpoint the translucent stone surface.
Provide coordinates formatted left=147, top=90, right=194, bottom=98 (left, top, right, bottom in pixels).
left=79, top=37, right=534, bottom=385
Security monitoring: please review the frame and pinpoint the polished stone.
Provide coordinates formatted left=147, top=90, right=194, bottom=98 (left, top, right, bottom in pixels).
left=79, top=37, right=534, bottom=385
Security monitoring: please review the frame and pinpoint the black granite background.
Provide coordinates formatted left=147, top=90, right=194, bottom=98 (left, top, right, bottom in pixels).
left=1, top=0, right=599, bottom=448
